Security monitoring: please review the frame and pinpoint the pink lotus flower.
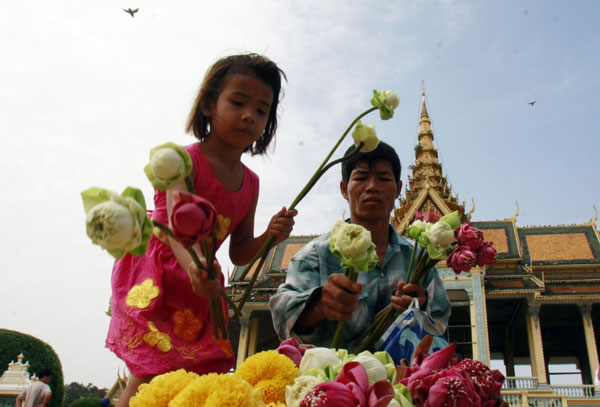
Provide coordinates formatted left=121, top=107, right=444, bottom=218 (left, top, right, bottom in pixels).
left=420, top=342, right=456, bottom=371
left=426, top=367, right=481, bottom=407
left=276, top=337, right=306, bottom=367
left=455, top=359, right=504, bottom=405
left=476, top=241, right=497, bottom=267
left=335, top=362, right=394, bottom=407
left=415, top=209, right=440, bottom=223
left=170, top=191, right=217, bottom=247
left=455, top=222, right=484, bottom=250
left=300, top=381, right=359, bottom=407
left=447, top=245, right=477, bottom=274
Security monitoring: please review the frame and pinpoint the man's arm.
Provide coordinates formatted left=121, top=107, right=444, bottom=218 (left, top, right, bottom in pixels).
left=38, top=391, right=51, bottom=407
left=16, top=390, right=25, bottom=407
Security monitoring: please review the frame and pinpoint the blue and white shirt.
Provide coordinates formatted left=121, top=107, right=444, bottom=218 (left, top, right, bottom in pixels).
left=269, top=225, right=451, bottom=352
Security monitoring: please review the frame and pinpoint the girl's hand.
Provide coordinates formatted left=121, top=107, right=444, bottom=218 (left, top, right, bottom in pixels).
left=391, top=282, right=426, bottom=313
left=268, top=206, right=298, bottom=244
left=186, top=258, right=222, bottom=299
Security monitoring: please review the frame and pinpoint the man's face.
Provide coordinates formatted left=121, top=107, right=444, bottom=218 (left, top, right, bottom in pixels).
left=340, top=159, right=402, bottom=223
left=41, top=375, right=52, bottom=384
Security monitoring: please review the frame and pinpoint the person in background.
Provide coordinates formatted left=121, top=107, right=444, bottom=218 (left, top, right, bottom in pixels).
left=15, top=368, right=52, bottom=407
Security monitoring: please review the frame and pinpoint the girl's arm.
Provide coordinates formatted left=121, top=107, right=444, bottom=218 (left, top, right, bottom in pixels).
left=166, top=179, right=221, bottom=299
left=229, top=191, right=297, bottom=265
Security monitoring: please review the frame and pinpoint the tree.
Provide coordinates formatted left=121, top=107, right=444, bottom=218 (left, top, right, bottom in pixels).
left=64, top=382, right=109, bottom=407
left=0, top=329, right=64, bottom=407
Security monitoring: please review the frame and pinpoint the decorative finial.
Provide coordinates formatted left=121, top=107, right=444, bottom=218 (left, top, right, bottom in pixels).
left=465, top=198, right=476, bottom=220
left=420, top=81, right=429, bottom=118
left=586, top=203, right=598, bottom=227
left=506, top=201, right=520, bottom=222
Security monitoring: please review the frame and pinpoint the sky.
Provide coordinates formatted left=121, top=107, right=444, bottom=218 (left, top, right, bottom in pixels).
left=1, top=0, right=599, bottom=390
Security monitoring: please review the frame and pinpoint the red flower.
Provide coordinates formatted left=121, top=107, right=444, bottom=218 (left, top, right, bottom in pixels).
left=447, top=245, right=477, bottom=274
left=476, top=241, right=497, bottom=267
left=455, top=359, right=504, bottom=406
left=170, top=191, right=217, bottom=247
left=415, top=209, right=440, bottom=223
left=426, top=367, right=481, bottom=407
left=300, top=381, right=360, bottom=407
left=276, top=337, right=306, bottom=367
left=455, top=222, right=484, bottom=250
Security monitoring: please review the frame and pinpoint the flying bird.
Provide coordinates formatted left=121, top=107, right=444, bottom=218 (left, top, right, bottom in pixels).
left=528, top=100, right=536, bottom=106
left=123, top=8, right=139, bottom=18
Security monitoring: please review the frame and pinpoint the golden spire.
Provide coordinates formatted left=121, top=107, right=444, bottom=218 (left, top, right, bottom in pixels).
left=392, top=83, right=468, bottom=232
left=419, top=82, right=431, bottom=137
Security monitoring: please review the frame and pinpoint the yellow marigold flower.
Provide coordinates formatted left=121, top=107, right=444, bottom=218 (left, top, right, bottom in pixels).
left=143, top=322, right=172, bottom=352
left=216, top=214, right=231, bottom=240
left=173, top=308, right=202, bottom=343
left=126, top=278, right=159, bottom=309
left=129, top=369, right=198, bottom=407
left=169, top=373, right=264, bottom=407
left=235, top=350, right=298, bottom=404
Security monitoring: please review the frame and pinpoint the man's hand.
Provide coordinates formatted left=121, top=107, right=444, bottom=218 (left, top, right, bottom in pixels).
left=391, top=282, right=426, bottom=313
left=321, top=273, right=364, bottom=322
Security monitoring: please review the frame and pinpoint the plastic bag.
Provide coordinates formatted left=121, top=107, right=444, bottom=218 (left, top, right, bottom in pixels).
left=375, top=297, right=448, bottom=364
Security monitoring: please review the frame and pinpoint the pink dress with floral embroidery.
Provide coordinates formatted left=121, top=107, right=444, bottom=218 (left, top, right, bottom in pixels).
left=106, top=143, right=259, bottom=377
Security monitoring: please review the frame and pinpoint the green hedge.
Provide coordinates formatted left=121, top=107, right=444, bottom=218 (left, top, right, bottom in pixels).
left=0, top=329, right=64, bottom=407
left=69, top=397, right=107, bottom=407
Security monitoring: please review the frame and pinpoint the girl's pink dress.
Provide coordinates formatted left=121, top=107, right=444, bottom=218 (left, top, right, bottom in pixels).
left=106, top=143, right=259, bottom=377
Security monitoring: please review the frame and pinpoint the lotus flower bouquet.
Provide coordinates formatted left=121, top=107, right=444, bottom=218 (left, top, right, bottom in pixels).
left=358, top=210, right=497, bottom=353
left=328, top=220, right=379, bottom=349
left=396, top=339, right=508, bottom=407
left=81, top=142, right=238, bottom=341
left=235, top=90, right=400, bottom=312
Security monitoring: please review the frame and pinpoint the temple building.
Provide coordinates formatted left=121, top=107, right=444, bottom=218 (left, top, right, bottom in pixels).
left=0, top=354, right=33, bottom=407
left=228, top=86, right=600, bottom=406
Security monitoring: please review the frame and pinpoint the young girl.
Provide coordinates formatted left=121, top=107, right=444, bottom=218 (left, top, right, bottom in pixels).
left=106, top=53, right=297, bottom=407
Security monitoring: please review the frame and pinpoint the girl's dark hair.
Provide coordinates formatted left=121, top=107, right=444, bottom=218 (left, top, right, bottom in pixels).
left=186, top=53, right=287, bottom=155
left=341, top=141, right=402, bottom=184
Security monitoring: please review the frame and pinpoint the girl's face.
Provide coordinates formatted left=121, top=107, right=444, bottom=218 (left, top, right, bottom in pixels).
left=208, top=73, right=273, bottom=152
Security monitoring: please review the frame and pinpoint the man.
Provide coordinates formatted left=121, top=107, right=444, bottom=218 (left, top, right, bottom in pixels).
left=269, top=142, right=450, bottom=351
left=16, top=369, right=52, bottom=407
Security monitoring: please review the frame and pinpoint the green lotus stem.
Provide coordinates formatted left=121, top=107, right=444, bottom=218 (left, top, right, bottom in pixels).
left=404, top=239, right=419, bottom=284
left=358, top=304, right=396, bottom=351
left=410, top=247, right=429, bottom=284
left=185, top=177, right=194, bottom=194
left=209, top=298, right=219, bottom=339
left=214, top=297, right=227, bottom=339
left=331, top=267, right=357, bottom=349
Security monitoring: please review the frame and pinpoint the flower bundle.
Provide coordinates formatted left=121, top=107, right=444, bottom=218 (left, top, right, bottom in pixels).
left=358, top=210, right=497, bottom=352
left=81, top=142, right=238, bottom=341
left=328, top=220, right=379, bottom=349
left=397, top=341, right=507, bottom=407
left=235, top=90, right=400, bottom=312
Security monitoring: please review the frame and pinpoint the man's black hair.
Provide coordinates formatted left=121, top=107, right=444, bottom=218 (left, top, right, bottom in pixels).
left=341, top=141, right=401, bottom=184
left=36, top=368, right=53, bottom=378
